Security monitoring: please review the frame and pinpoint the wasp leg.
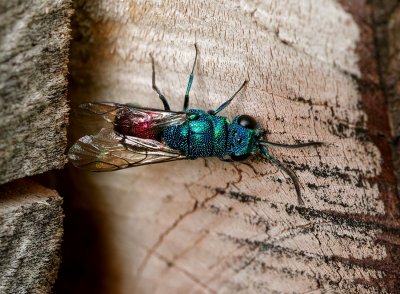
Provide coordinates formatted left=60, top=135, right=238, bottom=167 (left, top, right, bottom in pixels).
left=183, top=43, right=198, bottom=111
left=212, top=80, right=248, bottom=115
left=151, top=55, right=171, bottom=111
left=259, top=144, right=305, bottom=206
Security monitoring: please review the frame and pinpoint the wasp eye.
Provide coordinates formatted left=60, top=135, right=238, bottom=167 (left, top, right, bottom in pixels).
left=238, top=115, right=257, bottom=129
left=231, top=153, right=250, bottom=161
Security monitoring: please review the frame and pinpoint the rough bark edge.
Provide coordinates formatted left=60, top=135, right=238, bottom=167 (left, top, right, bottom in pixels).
left=372, top=0, right=400, bottom=205
left=0, top=0, right=74, bottom=185
left=0, top=179, right=64, bottom=293
left=339, top=1, right=400, bottom=291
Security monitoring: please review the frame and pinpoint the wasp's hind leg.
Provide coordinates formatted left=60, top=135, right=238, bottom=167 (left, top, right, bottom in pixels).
left=183, top=43, right=198, bottom=111
left=151, top=55, right=171, bottom=111
left=210, top=80, right=248, bottom=115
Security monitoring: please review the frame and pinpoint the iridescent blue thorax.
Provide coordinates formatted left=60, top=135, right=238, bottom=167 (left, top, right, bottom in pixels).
left=162, top=110, right=261, bottom=160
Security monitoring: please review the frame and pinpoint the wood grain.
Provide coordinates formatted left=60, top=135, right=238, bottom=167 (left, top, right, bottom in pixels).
left=63, top=0, right=400, bottom=293
left=0, top=0, right=72, bottom=184
left=0, top=179, right=63, bottom=293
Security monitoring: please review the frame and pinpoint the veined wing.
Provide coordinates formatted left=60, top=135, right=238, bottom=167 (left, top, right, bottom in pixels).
left=79, top=102, right=188, bottom=138
left=68, top=128, right=186, bottom=171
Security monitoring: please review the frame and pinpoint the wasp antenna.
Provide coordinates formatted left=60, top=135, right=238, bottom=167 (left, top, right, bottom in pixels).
left=259, top=144, right=304, bottom=206
left=260, top=140, right=322, bottom=149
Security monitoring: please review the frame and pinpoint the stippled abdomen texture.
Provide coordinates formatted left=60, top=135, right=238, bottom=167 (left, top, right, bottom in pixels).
left=162, top=110, right=229, bottom=159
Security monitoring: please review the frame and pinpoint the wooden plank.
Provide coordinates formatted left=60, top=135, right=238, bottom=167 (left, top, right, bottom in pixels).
left=63, top=0, right=400, bottom=293
left=0, top=179, right=63, bottom=293
left=0, top=0, right=72, bottom=184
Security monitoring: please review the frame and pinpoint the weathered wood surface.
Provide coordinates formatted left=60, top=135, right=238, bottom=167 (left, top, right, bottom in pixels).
left=0, top=179, right=63, bottom=293
left=374, top=0, right=400, bottom=197
left=63, top=0, right=400, bottom=293
left=0, top=0, right=72, bottom=184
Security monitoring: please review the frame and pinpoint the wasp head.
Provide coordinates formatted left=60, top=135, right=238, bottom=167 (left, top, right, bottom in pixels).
left=227, top=115, right=262, bottom=161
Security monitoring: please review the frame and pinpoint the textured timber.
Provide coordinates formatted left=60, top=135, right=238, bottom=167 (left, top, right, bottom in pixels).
left=0, top=0, right=72, bottom=184
left=372, top=0, right=400, bottom=199
left=62, top=0, right=400, bottom=293
left=0, top=179, right=63, bottom=293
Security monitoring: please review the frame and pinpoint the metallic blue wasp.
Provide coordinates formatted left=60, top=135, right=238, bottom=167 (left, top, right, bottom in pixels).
left=68, top=44, right=322, bottom=205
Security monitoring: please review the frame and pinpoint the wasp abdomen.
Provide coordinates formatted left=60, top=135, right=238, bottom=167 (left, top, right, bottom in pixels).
left=114, top=108, right=160, bottom=140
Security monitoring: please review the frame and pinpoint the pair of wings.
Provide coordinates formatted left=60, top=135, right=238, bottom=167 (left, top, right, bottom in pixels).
left=68, top=103, right=189, bottom=171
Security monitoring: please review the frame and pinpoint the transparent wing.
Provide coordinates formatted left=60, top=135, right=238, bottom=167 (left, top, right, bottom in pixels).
left=79, top=102, right=188, bottom=133
left=68, top=128, right=186, bottom=171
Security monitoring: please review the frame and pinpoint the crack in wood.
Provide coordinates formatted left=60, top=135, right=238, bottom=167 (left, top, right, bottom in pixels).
left=136, top=161, right=246, bottom=284
left=136, top=199, right=200, bottom=277
left=151, top=251, right=217, bottom=294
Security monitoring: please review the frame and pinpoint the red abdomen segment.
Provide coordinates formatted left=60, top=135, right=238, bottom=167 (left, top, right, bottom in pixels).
left=114, top=108, right=160, bottom=140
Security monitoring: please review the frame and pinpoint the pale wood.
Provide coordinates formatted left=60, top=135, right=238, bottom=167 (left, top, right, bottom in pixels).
left=0, top=0, right=72, bottom=184
left=0, top=179, right=63, bottom=293
left=65, top=0, right=400, bottom=293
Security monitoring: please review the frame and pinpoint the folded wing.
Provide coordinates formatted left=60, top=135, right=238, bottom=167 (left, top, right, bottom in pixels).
left=68, top=128, right=186, bottom=171
left=79, top=102, right=188, bottom=139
